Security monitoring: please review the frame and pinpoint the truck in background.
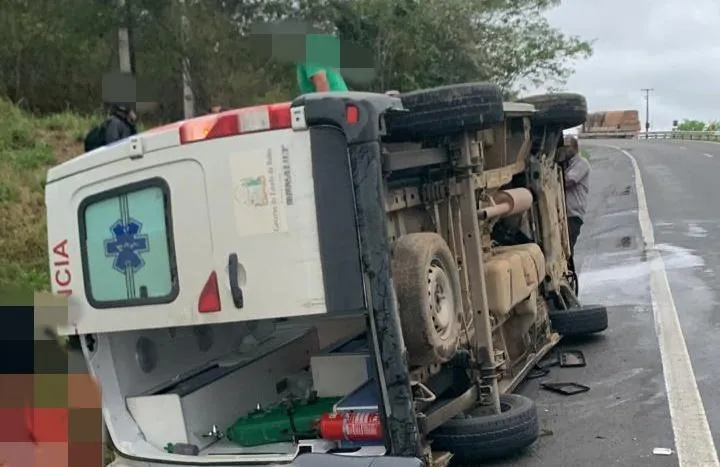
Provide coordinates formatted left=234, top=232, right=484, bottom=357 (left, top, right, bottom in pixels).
left=579, top=110, right=641, bottom=138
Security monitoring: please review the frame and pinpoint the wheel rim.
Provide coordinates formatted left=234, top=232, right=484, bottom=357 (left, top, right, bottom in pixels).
left=427, top=259, right=456, bottom=341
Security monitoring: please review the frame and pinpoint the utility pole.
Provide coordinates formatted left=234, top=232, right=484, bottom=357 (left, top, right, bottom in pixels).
left=641, top=88, right=653, bottom=139
left=179, top=0, right=196, bottom=119
left=126, top=0, right=137, bottom=75
left=117, top=0, right=132, bottom=74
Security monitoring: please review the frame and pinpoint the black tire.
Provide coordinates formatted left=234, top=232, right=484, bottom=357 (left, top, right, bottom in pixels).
left=430, top=394, right=539, bottom=462
left=549, top=305, right=608, bottom=336
left=391, top=233, right=462, bottom=366
left=386, top=82, right=505, bottom=140
left=519, top=93, right=587, bottom=130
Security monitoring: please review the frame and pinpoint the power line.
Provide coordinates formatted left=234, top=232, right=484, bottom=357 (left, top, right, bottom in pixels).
left=641, top=88, right=654, bottom=138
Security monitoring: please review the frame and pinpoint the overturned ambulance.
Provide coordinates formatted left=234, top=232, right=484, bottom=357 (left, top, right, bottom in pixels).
left=46, top=83, right=608, bottom=467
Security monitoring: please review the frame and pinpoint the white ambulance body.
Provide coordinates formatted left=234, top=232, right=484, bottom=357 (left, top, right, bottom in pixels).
left=45, top=96, right=414, bottom=467
left=47, top=103, right=329, bottom=334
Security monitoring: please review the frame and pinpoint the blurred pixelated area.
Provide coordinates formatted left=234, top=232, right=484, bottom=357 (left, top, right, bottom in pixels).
left=250, top=20, right=375, bottom=85
left=0, top=291, right=103, bottom=467
left=102, top=71, right=158, bottom=114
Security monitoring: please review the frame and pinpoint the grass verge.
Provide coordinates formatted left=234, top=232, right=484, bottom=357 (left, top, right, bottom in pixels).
left=0, top=99, right=98, bottom=292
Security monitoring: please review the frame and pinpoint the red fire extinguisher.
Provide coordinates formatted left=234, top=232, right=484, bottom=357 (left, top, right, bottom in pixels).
left=318, top=412, right=383, bottom=441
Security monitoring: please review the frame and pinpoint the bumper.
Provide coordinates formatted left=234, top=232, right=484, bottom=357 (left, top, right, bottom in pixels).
left=109, top=454, right=424, bottom=467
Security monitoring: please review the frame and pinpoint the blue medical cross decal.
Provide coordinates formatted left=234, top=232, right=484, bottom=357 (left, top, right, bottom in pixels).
left=104, top=218, right=150, bottom=273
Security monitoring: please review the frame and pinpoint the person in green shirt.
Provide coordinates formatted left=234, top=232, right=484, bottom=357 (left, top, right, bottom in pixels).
left=296, top=33, right=349, bottom=94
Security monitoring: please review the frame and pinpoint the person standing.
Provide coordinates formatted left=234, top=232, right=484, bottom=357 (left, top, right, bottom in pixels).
left=296, top=33, right=349, bottom=94
left=84, top=103, right=138, bottom=152
left=562, top=136, right=590, bottom=259
left=103, top=103, right=138, bottom=143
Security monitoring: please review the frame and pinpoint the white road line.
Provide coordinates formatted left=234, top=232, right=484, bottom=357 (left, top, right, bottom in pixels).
left=605, top=145, right=719, bottom=467
left=703, top=153, right=713, bottom=158
left=679, top=146, right=688, bottom=150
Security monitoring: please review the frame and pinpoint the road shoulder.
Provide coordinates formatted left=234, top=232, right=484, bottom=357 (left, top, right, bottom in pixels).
left=487, top=145, right=677, bottom=467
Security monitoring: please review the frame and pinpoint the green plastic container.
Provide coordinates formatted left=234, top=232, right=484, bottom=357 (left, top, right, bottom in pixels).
left=226, top=397, right=340, bottom=447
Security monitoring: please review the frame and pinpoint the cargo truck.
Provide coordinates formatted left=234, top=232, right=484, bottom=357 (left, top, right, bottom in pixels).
left=580, top=110, right=641, bottom=138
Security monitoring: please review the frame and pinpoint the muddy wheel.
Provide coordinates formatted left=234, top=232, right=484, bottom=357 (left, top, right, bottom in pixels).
left=549, top=305, right=608, bottom=337
left=430, top=394, right=539, bottom=462
left=519, top=93, right=587, bottom=129
left=385, top=82, right=505, bottom=140
left=392, top=233, right=462, bottom=366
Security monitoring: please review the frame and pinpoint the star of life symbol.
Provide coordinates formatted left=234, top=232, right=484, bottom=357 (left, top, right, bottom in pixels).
left=104, top=218, right=150, bottom=273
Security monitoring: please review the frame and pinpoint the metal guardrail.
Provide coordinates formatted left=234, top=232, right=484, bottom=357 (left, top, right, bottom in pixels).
left=640, top=131, right=720, bottom=141
left=578, top=130, right=720, bottom=141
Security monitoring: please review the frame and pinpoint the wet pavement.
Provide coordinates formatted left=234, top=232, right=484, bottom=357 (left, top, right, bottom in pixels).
left=616, top=139, right=720, bottom=452
left=488, top=142, right=696, bottom=466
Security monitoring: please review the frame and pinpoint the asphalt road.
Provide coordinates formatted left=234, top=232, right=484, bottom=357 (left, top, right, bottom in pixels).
left=487, top=138, right=720, bottom=467
left=616, top=139, right=720, bottom=459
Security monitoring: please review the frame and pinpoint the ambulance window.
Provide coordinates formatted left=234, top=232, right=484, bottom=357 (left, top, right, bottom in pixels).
left=78, top=178, right=178, bottom=308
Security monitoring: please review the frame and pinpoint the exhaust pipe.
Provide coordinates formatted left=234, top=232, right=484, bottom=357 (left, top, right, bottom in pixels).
left=478, top=188, right=533, bottom=220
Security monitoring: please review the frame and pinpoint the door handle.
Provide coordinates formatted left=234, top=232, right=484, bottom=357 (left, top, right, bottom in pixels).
left=228, top=253, right=244, bottom=309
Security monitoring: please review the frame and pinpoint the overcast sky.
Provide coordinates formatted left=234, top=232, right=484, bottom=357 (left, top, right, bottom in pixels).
left=535, top=0, right=720, bottom=130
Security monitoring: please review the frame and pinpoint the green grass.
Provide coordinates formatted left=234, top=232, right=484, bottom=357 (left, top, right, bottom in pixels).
left=0, top=99, right=98, bottom=292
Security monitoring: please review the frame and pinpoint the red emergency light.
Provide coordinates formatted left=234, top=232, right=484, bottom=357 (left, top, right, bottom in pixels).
left=179, top=102, right=293, bottom=144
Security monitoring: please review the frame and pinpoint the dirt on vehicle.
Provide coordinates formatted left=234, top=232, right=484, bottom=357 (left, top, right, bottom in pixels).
left=46, top=84, right=608, bottom=467
left=375, top=86, right=608, bottom=463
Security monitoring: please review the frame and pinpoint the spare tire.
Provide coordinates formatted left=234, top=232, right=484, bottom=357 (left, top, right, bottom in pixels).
left=430, top=394, right=539, bottom=462
left=519, top=92, right=587, bottom=129
left=385, top=82, right=505, bottom=140
left=549, top=304, right=608, bottom=336
left=391, top=233, right=463, bottom=366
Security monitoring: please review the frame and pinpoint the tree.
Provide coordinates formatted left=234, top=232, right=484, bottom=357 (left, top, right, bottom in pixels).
left=315, top=0, right=592, bottom=93
left=676, top=119, right=707, bottom=131
left=0, top=0, right=593, bottom=119
left=0, top=0, right=118, bottom=113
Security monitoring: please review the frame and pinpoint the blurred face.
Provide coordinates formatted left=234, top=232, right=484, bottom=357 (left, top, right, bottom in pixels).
left=565, top=139, right=578, bottom=157
left=128, top=109, right=137, bottom=122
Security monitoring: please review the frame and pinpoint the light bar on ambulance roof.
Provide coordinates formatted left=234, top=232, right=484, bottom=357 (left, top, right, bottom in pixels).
left=179, top=102, right=293, bottom=144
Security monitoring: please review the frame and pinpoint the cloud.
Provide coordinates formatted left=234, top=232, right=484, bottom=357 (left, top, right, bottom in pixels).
left=532, top=0, right=720, bottom=130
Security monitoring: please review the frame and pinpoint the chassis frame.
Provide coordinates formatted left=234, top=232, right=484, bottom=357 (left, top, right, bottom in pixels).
left=292, top=92, right=583, bottom=464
